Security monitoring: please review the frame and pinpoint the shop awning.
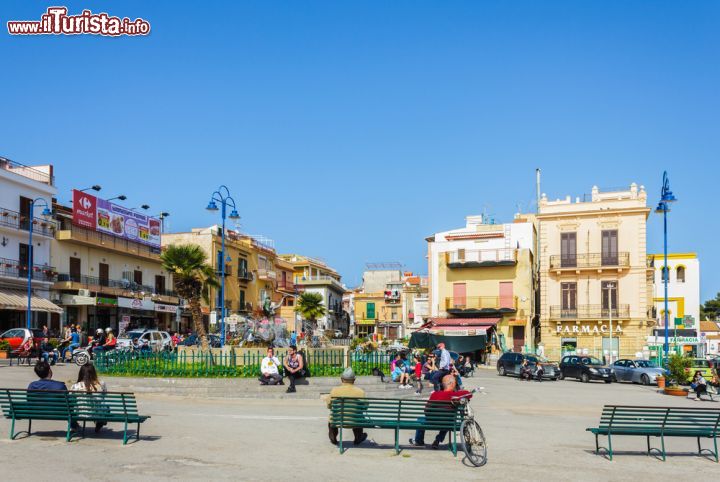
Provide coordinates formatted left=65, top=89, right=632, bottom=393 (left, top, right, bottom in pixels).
left=409, top=332, right=488, bottom=353
left=0, top=288, right=63, bottom=313
left=425, top=317, right=500, bottom=328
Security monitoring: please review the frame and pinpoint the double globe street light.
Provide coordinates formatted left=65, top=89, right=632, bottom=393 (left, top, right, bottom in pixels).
left=655, top=171, right=677, bottom=363
left=206, top=186, right=240, bottom=347
left=26, top=198, right=52, bottom=330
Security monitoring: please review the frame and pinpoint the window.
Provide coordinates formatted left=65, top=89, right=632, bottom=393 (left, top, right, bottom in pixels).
left=560, top=232, right=577, bottom=267
left=601, top=281, right=618, bottom=312
left=99, top=263, right=109, bottom=286
left=19, top=196, right=32, bottom=230
left=69, top=256, right=81, bottom=282
left=134, top=270, right=142, bottom=285
left=676, top=266, right=686, bottom=283
left=238, top=258, right=248, bottom=277
left=661, top=267, right=669, bottom=282
left=366, top=302, right=375, bottom=319
left=155, top=275, right=165, bottom=294
left=239, top=290, right=246, bottom=311
left=561, top=282, right=577, bottom=311
left=19, top=243, right=31, bottom=277
left=601, top=230, right=618, bottom=265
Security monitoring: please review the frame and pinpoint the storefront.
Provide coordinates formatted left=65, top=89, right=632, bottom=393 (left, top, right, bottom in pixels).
left=647, top=330, right=704, bottom=359
left=0, top=287, right=62, bottom=332
left=354, top=319, right=376, bottom=337
left=544, top=320, right=651, bottom=362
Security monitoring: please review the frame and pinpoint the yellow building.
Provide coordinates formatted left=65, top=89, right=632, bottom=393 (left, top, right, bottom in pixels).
left=277, top=254, right=347, bottom=335
left=427, top=215, right=537, bottom=353
left=538, top=184, right=655, bottom=361
left=51, top=203, right=180, bottom=334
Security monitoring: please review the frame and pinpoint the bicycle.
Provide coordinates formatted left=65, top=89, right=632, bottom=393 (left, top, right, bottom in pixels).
left=453, top=388, right=487, bottom=467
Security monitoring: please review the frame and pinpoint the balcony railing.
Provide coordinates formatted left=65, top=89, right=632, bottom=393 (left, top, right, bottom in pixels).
left=446, top=248, right=517, bottom=267
left=0, top=157, right=54, bottom=185
left=277, top=279, right=296, bottom=291
left=238, top=270, right=254, bottom=282
left=55, top=273, right=178, bottom=298
left=549, top=252, right=630, bottom=270
left=57, top=223, right=161, bottom=260
left=256, top=268, right=277, bottom=281
left=549, top=304, right=630, bottom=320
left=0, top=207, right=56, bottom=237
left=0, top=257, right=57, bottom=282
left=444, top=296, right=518, bottom=311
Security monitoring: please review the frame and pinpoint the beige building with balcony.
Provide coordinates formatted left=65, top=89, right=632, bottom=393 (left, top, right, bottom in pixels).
left=427, top=215, right=537, bottom=353
left=538, top=184, right=655, bottom=361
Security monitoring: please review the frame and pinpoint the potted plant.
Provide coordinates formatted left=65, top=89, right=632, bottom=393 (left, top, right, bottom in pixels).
left=664, top=353, right=691, bottom=396
left=0, top=339, right=10, bottom=359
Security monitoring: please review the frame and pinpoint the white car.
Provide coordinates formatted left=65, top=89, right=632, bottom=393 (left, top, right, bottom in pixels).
left=116, top=329, right=173, bottom=352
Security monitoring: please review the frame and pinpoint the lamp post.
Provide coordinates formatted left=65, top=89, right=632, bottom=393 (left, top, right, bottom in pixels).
left=607, top=281, right=616, bottom=364
left=26, top=198, right=52, bottom=330
left=156, top=212, right=170, bottom=234
left=655, top=171, right=677, bottom=363
left=206, top=186, right=240, bottom=347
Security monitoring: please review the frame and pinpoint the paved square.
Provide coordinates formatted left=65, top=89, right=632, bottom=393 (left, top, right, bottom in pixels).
left=0, top=364, right=716, bottom=481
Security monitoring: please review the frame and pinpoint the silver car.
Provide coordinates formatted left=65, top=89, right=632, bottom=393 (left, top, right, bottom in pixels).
left=612, top=359, right=666, bottom=385
left=117, top=329, right=173, bottom=352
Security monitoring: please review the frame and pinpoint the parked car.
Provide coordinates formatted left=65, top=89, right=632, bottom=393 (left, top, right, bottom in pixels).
left=117, top=329, right=173, bottom=352
left=496, top=352, right=560, bottom=380
left=559, top=355, right=614, bottom=383
left=0, top=328, right=44, bottom=355
left=182, top=333, right=221, bottom=348
left=612, top=359, right=666, bottom=385
left=685, top=358, right=713, bottom=382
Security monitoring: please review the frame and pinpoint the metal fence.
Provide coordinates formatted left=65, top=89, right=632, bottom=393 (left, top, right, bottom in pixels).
left=95, top=349, right=395, bottom=378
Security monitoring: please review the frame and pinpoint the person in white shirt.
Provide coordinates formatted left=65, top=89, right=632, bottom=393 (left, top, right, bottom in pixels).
left=259, top=346, right=283, bottom=385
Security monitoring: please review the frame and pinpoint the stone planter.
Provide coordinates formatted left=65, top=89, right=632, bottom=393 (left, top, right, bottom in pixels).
left=663, top=387, right=687, bottom=396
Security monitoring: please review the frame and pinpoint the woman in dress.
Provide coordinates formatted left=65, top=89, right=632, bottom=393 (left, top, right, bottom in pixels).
left=71, top=364, right=108, bottom=432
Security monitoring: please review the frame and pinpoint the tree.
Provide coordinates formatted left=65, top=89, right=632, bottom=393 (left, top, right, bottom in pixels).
left=294, top=292, right=327, bottom=335
left=700, top=293, right=720, bottom=321
left=161, top=244, right=218, bottom=352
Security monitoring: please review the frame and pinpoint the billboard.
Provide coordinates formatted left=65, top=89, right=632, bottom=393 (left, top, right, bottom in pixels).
left=72, top=189, right=161, bottom=248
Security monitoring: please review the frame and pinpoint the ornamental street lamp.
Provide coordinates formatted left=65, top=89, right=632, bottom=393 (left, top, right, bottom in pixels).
left=655, top=171, right=677, bottom=363
left=79, top=185, right=102, bottom=192
left=107, top=194, right=127, bottom=202
left=206, top=186, right=240, bottom=347
left=26, top=198, right=52, bottom=330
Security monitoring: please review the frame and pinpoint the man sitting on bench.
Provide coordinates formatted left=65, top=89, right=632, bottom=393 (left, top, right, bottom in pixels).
left=409, top=373, right=471, bottom=449
left=326, top=368, right=367, bottom=446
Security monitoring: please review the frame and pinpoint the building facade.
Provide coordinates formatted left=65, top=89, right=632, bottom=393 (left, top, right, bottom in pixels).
left=427, top=215, right=536, bottom=352
left=0, top=158, right=61, bottom=332
left=401, top=272, right=429, bottom=333
left=648, top=253, right=700, bottom=331
left=351, top=265, right=405, bottom=338
left=538, top=184, right=655, bottom=361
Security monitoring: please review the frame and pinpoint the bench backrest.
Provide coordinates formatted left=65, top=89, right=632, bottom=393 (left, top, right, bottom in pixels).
left=598, top=405, right=720, bottom=432
left=0, top=388, right=140, bottom=420
left=331, top=397, right=465, bottom=429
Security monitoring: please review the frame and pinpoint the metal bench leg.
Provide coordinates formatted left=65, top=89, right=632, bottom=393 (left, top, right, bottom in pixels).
left=595, top=434, right=599, bottom=455
left=607, top=435, right=613, bottom=461
left=137, top=422, right=141, bottom=441
left=123, top=420, right=128, bottom=445
left=10, top=417, right=15, bottom=440
left=660, top=435, right=666, bottom=462
left=339, top=426, right=343, bottom=455
left=698, top=437, right=702, bottom=455
left=646, top=435, right=651, bottom=455
left=27, top=419, right=31, bottom=435
left=394, top=427, right=400, bottom=455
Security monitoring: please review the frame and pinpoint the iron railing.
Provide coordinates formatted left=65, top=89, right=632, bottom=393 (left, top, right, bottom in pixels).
left=0, top=256, right=57, bottom=282
left=549, top=252, right=630, bottom=269
left=445, top=296, right=518, bottom=311
left=238, top=270, right=254, bottom=282
left=0, top=206, right=56, bottom=236
left=0, top=156, right=54, bottom=185
left=55, top=273, right=177, bottom=298
left=446, top=248, right=517, bottom=266
left=549, top=304, right=631, bottom=320
left=57, top=223, right=161, bottom=259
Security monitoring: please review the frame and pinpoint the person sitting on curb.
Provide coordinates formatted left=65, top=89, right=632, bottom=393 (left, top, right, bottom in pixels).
left=259, top=346, right=283, bottom=385
left=409, top=374, right=472, bottom=449
left=325, top=368, right=368, bottom=446
left=283, top=345, right=305, bottom=393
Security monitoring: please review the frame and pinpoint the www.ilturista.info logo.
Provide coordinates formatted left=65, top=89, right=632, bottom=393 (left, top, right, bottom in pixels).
left=7, top=7, right=150, bottom=36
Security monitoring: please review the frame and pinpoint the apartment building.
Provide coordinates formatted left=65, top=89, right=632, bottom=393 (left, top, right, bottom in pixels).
left=427, top=215, right=536, bottom=353
left=401, top=272, right=429, bottom=333
left=538, top=184, right=655, bottom=361
left=0, top=157, right=61, bottom=331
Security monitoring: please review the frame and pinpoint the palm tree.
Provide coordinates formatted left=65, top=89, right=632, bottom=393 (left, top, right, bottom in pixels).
left=160, top=244, right=219, bottom=352
left=295, top=292, right=327, bottom=336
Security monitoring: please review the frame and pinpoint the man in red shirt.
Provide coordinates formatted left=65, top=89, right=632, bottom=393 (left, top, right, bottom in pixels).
left=410, top=374, right=471, bottom=448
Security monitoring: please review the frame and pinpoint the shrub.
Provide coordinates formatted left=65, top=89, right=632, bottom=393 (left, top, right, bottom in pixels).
left=667, top=353, right=691, bottom=386
left=0, top=340, right=10, bottom=351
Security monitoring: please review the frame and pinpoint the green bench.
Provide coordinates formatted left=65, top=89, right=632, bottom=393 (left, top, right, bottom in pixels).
left=330, top=397, right=465, bottom=455
left=0, top=388, right=150, bottom=445
left=586, top=405, right=720, bottom=461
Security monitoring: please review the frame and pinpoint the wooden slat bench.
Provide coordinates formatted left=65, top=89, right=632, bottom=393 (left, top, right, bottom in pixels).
left=330, top=397, right=465, bottom=455
left=0, top=388, right=150, bottom=444
left=586, top=405, right=720, bottom=461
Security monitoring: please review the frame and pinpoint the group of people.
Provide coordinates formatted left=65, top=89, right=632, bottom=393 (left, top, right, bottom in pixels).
left=390, top=342, right=474, bottom=395
left=27, top=359, right=109, bottom=433
left=690, top=370, right=720, bottom=401
left=258, top=346, right=307, bottom=393
left=519, top=358, right=545, bottom=381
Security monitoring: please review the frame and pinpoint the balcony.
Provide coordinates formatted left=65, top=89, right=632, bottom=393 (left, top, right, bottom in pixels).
left=0, top=257, right=57, bottom=283
left=295, top=275, right=344, bottom=291
left=56, top=223, right=161, bottom=261
left=0, top=157, right=54, bottom=185
left=256, top=268, right=277, bottom=281
left=446, top=248, right=517, bottom=268
left=53, top=273, right=179, bottom=302
left=549, top=253, right=630, bottom=272
left=277, top=279, right=296, bottom=292
left=549, top=304, right=631, bottom=320
left=237, top=270, right=254, bottom=282
left=0, top=207, right=56, bottom=237
left=444, top=296, right=517, bottom=316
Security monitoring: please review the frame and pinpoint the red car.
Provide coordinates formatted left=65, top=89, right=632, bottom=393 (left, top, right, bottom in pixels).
left=0, top=328, right=44, bottom=355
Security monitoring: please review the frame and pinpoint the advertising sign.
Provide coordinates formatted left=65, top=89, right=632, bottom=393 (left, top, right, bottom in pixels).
left=118, top=297, right=156, bottom=311
left=155, top=303, right=178, bottom=313
left=72, top=189, right=161, bottom=248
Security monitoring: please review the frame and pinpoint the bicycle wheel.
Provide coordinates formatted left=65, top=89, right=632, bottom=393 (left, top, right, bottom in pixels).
left=460, top=419, right=487, bottom=467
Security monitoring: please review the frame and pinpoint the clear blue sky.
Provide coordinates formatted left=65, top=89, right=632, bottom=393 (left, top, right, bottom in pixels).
left=2, top=1, right=718, bottom=301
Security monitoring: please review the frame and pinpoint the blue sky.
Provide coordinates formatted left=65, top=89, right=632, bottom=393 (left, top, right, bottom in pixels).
left=1, top=1, right=718, bottom=301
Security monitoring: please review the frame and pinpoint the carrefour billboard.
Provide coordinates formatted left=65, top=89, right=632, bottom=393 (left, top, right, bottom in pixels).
left=72, top=189, right=161, bottom=248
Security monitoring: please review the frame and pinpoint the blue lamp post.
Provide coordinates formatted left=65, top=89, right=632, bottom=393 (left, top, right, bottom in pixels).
left=26, top=198, right=52, bottom=330
left=206, top=186, right=240, bottom=347
left=655, top=171, right=677, bottom=363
